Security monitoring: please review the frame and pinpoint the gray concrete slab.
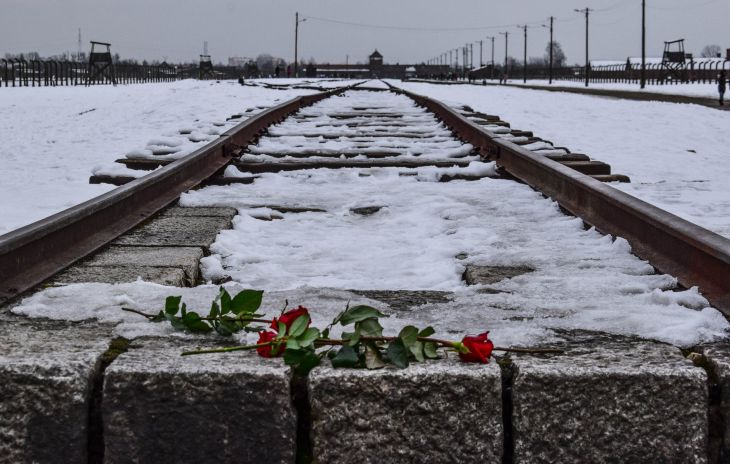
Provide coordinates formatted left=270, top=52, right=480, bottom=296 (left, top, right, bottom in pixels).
left=309, top=359, right=503, bottom=463
left=103, top=338, right=296, bottom=464
left=511, top=331, right=708, bottom=464
left=0, top=319, right=112, bottom=463
left=81, top=246, right=203, bottom=284
left=701, top=343, right=730, bottom=461
left=51, top=265, right=187, bottom=286
left=112, top=216, right=231, bottom=248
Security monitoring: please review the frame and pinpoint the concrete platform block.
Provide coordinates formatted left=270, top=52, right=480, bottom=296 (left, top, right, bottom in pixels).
left=512, top=331, right=707, bottom=464
left=112, top=216, right=231, bottom=248
left=0, top=319, right=112, bottom=463
left=701, top=343, right=730, bottom=461
left=309, top=359, right=503, bottom=463
left=82, top=246, right=203, bottom=284
left=103, top=338, right=296, bottom=464
left=51, top=265, right=187, bottom=286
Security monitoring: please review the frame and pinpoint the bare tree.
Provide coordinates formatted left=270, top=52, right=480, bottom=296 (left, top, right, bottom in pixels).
left=545, top=41, right=567, bottom=68
left=700, top=44, right=722, bottom=58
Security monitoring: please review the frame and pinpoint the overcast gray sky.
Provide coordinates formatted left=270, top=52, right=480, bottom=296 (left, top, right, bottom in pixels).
left=2, top=0, right=728, bottom=65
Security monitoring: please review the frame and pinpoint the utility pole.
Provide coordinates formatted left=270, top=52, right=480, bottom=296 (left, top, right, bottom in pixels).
left=500, top=32, right=509, bottom=76
left=77, top=28, right=82, bottom=62
left=479, top=40, right=484, bottom=67
left=575, top=8, right=592, bottom=87
left=543, top=17, right=554, bottom=84
left=487, top=36, right=495, bottom=79
left=641, top=0, right=646, bottom=89
left=449, top=50, right=453, bottom=71
left=518, top=25, right=528, bottom=83
left=294, top=12, right=306, bottom=77
left=470, top=43, right=474, bottom=70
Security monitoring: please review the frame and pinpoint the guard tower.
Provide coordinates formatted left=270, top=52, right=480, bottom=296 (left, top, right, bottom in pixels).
left=369, top=50, right=383, bottom=67
left=86, top=41, right=116, bottom=86
left=199, top=55, right=214, bottom=80
left=661, top=39, right=690, bottom=82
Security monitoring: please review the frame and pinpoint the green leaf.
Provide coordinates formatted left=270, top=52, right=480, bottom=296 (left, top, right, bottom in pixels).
left=297, top=328, right=320, bottom=348
left=399, top=326, right=419, bottom=349
left=365, top=344, right=386, bottom=370
left=276, top=322, right=287, bottom=339
left=410, top=341, right=425, bottom=363
left=182, top=312, right=212, bottom=333
left=286, top=338, right=301, bottom=350
left=339, top=305, right=388, bottom=326
left=151, top=310, right=165, bottom=323
left=288, top=314, right=310, bottom=338
left=180, top=302, right=187, bottom=317
left=386, top=339, right=409, bottom=368
left=284, top=348, right=321, bottom=375
left=321, top=327, right=330, bottom=339
left=356, top=318, right=384, bottom=338
left=424, top=342, right=439, bottom=359
left=219, top=288, right=232, bottom=314
left=418, top=326, right=436, bottom=338
left=164, top=312, right=186, bottom=331
left=165, top=296, right=182, bottom=315
left=214, top=323, right=233, bottom=336
left=219, top=319, right=239, bottom=336
left=230, top=290, right=264, bottom=315
left=331, top=345, right=360, bottom=368
left=208, top=301, right=220, bottom=320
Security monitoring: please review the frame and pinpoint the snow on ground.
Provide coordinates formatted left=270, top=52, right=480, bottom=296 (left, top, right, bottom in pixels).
left=509, top=79, right=725, bottom=99
left=0, top=79, right=317, bottom=235
left=393, top=80, right=730, bottom=238
left=13, top=88, right=729, bottom=348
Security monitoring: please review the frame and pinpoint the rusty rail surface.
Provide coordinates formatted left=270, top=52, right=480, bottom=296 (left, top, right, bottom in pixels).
left=0, top=86, right=351, bottom=304
left=390, top=84, right=730, bottom=315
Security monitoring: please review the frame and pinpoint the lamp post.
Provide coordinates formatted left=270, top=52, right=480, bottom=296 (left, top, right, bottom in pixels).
left=575, top=8, right=591, bottom=87
left=641, top=0, right=646, bottom=89
left=500, top=32, right=509, bottom=77
left=486, top=36, right=495, bottom=79
left=517, top=25, right=528, bottom=83
left=479, top=40, right=483, bottom=67
left=294, top=12, right=306, bottom=77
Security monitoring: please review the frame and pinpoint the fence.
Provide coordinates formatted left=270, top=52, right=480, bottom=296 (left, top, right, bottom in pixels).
left=0, top=60, right=244, bottom=87
left=468, top=60, right=730, bottom=86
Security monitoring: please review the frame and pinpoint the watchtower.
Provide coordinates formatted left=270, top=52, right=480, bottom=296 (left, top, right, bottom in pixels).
left=369, top=50, right=383, bottom=67
left=199, top=55, right=214, bottom=80
left=661, top=39, right=690, bottom=82
left=86, top=41, right=116, bottom=86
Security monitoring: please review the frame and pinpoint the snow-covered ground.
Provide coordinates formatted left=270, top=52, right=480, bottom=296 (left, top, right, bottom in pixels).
left=0, top=79, right=318, bottom=235
left=393, top=80, right=730, bottom=238
left=13, top=89, right=729, bottom=348
left=510, top=79, right=725, bottom=99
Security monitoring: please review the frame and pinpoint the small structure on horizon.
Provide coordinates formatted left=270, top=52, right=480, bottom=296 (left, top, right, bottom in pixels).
left=199, top=54, right=214, bottom=80
left=86, top=41, right=117, bottom=86
left=314, top=50, right=447, bottom=79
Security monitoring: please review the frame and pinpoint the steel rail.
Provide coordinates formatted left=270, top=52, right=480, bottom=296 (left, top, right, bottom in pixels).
left=0, top=86, right=351, bottom=304
left=390, top=84, right=730, bottom=315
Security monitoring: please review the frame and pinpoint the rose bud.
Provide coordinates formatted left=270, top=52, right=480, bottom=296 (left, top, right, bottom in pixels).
left=256, top=330, right=280, bottom=358
left=458, top=332, right=494, bottom=364
left=271, top=306, right=311, bottom=332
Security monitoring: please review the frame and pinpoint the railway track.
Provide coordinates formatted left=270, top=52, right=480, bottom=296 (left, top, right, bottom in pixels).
left=1, top=80, right=729, bottom=314
left=2, top=79, right=730, bottom=463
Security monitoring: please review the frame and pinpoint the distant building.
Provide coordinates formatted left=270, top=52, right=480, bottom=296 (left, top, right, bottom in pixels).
left=313, top=50, right=448, bottom=79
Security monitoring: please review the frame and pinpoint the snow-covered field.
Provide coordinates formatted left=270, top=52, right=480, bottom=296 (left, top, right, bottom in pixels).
left=394, top=80, right=730, bottom=239
left=13, top=88, right=729, bottom=348
left=510, top=79, right=724, bottom=99
left=0, top=79, right=318, bottom=235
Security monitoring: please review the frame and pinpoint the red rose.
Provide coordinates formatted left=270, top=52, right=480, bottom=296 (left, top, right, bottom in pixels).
left=256, top=330, right=280, bottom=358
left=459, top=332, right=494, bottom=364
left=271, top=306, right=310, bottom=332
